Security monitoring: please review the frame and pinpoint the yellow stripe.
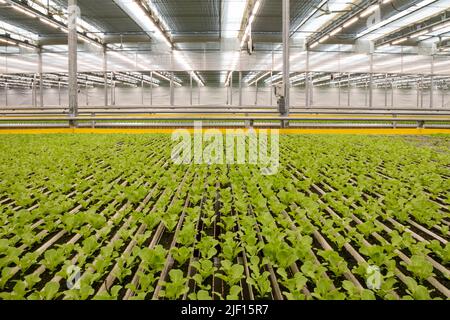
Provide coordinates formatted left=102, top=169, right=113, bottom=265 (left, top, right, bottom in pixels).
left=0, top=128, right=449, bottom=135
left=1, top=114, right=449, bottom=120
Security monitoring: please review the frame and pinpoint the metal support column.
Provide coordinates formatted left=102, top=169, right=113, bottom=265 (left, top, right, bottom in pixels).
left=141, top=74, right=144, bottom=105
left=421, top=75, right=424, bottom=108
left=110, top=72, right=114, bottom=105
left=338, top=75, right=341, bottom=107
left=391, top=81, right=394, bottom=107
left=365, top=81, right=368, bottom=106
left=68, top=0, right=78, bottom=126
left=38, top=49, right=44, bottom=108
left=369, top=54, right=373, bottom=108
left=112, top=80, right=116, bottom=106
left=255, top=81, right=258, bottom=106
left=190, top=73, right=193, bottom=106
left=282, top=0, right=290, bottom=120
left=58, top=81, right=61, bottom=106
left=85, top=78, right=89, bottom=106
left=384, top=73, right=388, bottom=107
left=103, top=46, right=108, bottom=106
left=306, top=51, right=310, bottom=108
left=150, top=72, right=153, bottom=106
left=170, top=72, right=174, bottom=106
left=416, top=81, right=420, bottom=108
left=270, top=70, right=273, bottom=106
left=347, top=73, right=351, bottom=107
left=430, top=55, right=434, bottom=109
left=198, top=81, right=201, bottom=105
left=5, top=84, right=7, bottom=107
left=239, top=71, right=242, bottom=106
left=230, top=72, right=233, bottom=106
left=32, top=74, right=37, bottom=107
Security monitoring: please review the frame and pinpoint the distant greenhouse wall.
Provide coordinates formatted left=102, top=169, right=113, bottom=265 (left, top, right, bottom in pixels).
left=1, top=86, right=448, bottom=109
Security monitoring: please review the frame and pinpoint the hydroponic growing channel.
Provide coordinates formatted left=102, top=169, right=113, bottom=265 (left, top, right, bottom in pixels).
left=0, top=134, right=448, bottom=300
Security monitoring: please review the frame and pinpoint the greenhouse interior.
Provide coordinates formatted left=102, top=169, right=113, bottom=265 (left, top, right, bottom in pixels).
left=0, top=0, right=449, bottom=304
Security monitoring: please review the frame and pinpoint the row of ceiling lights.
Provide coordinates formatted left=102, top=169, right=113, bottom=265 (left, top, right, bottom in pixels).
left=381, top=20, right=450, bottom=47
left=0, top=0, right=206, bottom=87
left=310, top=0, right=394, bottom=49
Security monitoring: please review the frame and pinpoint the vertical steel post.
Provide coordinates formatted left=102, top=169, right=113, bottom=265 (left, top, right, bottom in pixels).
left=110, top=72, right=114, bottom=104
left=282, top=0, right=290, bottom=116
left=430, top=55, right=434, bottom=109
left=112, top=80, right=117, bottom=106
left=141, top=74, right=144, bottom=105
left=421, top=75, right=424, bottom=108
left=369, top=54, right=373, bottom=108
left=365, top=81, right=368, bottom=106
left=85, top=77, right=89, bottom=106
left=338, top=75, right=341, bottom=107
left=306, top=51, right=310, bottom=108
left=391, top=81, right=394, bottom=107
left=347, top=73, right=351, bottom=107
left=270, top=70, right=273, bottom=106
left=384, top=73, right=388, bottom=107
left=170, top=72, right=175, bottom=106
left=38, top=49, right=44, bottom=108
left=150, top=71, right=153, bottom=106
left=32, top=74, right=37, bottom=107
left=190, top=73, right=193, bottom=106
left=5, top=83, right=7, bottom=107
left=58, top=81, right=61, bottom=106
left=68, top=0, right=78, bottom=126
left=239, top=71, right=242, bottom=106
left=230, top=72, right=233, bottom=106
left=103, top=46, right=108, bottom=106
left=416, top=80, right=420, bottom=108
left=226, top=76, right=229, bottom=106
left=255, top=81, right=258, bottom=106
left=198, top=81, right=201, bottom=105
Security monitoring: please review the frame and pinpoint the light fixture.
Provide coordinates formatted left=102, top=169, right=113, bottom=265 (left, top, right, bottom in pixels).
left=357, top=0, right=438, bottom=39
left=0, top=38, right=16, bottom=45
left=392, top=37, right=408, bottom=45
left=319, top=35, right=330, bottom=43
left=39, top=18, right=60, bottom=29
left=343, top=17, right=359, bottom=28
left=360, top=5, right=380, bottom=18
left=112, top=0, right=172, bottom=49
left=330, top=27, right=343, bottom=37
left=12, top=5, right=37, bottom=18
left=432, top=21, right=450, bottom=32
left=240, top=0, right=262, bottom=48
left=410, top=29, right=429, bottom=38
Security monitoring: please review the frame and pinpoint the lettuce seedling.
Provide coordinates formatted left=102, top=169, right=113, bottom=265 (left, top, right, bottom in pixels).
left=177, top=222, right=196, bottom=247
left=191, top=259, right=216, bottom=280
left=196, top=236, right=219, bottom=259
left=161, top=269, right=188, bottom=300
left=402, top=255, right=434, bottom=281
left=171, top=246, right=192, bottom=265
left=139, top=245, right=167, bottom=272
left=226, top=285, right=242, bottom=300
left=188, top=290, right=213, bottom=300
left=218, top=260, right=244, bottom=286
